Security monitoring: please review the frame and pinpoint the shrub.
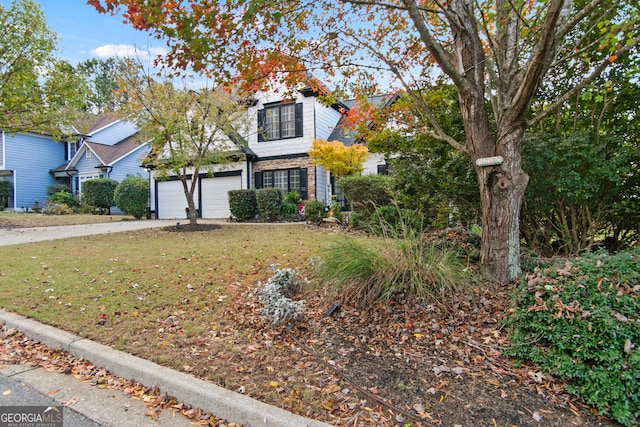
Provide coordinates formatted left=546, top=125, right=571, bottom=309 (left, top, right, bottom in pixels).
left=304, top=200, right=326, bottom=223
left=42, top=202, right=73, bottom=215
left=365, top=204, right=426, bottom=236
left=281, top=191, right=301, bottom=219
left=228, top=189, right=257, bottom=221
left=336, top=174, right=393, bottom=214
left=259, top=267, right=305, bottom=326
left=256, top=188, right=283, bottom=221
left=0, top=179, right=11, bottom=209
left=284, top=191, right=300, bottom=205
left=49, top=191, right=79, bottom=208
left=82, top=178, right=118, bottom=214
left=329, top=202, right=343, bottom=223
left=504, top=249, right=640, bottom=426
left=46, top=183, right=71, bottom=197
left=114, top=175, right=149, bottom=219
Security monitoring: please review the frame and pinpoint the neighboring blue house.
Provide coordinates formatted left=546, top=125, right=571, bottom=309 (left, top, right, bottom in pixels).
left=0, top=130, right=68, bottom=211
left=61, top=118, right=147, bottom=199
left=1, top=116, right=147, bottom=212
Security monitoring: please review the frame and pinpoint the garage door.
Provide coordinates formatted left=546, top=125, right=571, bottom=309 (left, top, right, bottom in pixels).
left=156, top=179, right=198, bottom=219
left=200, top=173, right=242, bottom=218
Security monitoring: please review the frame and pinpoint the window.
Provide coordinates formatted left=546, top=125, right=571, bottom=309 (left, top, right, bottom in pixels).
left=255, top=168, right=307, bottom=199
left=257, top=103, right=303, bottom=141
left=67, top=141, right=78, bottom=160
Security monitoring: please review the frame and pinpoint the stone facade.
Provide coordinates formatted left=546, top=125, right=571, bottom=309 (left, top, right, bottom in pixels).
left=252, top=156, right=318, bottom=200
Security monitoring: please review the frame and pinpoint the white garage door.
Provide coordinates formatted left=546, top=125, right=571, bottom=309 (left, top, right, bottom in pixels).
left=200, top=174, right=242, bottom=218
left=156, top=179, right=198, bottom=219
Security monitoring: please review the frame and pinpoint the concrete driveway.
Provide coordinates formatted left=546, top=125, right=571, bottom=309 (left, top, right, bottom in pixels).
left=0, top=220, right=181, bottom=246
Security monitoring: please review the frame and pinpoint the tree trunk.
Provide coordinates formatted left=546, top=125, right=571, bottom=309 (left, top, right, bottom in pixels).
left=181, top=176, right=198, bottom=225
left=475, top=127, right=529, bottom=283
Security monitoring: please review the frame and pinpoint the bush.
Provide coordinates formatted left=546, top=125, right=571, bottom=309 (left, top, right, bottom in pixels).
left=114, top=175, right=149, bottom=219
left=42, top=202, right=73, bottom=215
left=504, top=249, right=640, bottom=426
left=0, top=179, right=11, bottom=209
left=365, top=205, right=426, bottom=236
left=259, top=267, right=305, bottom=326
left=256, top=188, right=283, bottom=221
left=228, top=189, right=258, bottom=221
left=304, top=200, right=326, bottom=223
left=281, top=191, right=301, bottom=219
left=329, top=202, right=343, bottom=223
left=522, top=132, right=640, bottom=255
left=46, top=183, right=71, bottom=197
left=337, top=174, right=393, bottom=214
left=82, top=178, right=118, bottom=214
left=49, top=191, right=79, bottom=208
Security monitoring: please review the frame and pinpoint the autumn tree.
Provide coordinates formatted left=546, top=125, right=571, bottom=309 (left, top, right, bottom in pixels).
left=117, top=61, right=250, bottom=225
left=1, top=0, right=86, bottom=136
left=91, top=0, right=640, bottom=283
left=309, top=139, right=369, bottom=178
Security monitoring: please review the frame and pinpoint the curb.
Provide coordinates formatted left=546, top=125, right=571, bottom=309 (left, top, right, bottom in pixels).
left=0, top=310, right=332, bottom=427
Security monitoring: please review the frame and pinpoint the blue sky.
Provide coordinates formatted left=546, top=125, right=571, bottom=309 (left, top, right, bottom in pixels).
left=2, top=0, right=167, bottom=65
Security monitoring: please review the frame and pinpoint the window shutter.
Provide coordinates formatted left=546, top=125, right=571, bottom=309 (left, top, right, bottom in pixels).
left=295, top=103, right=303, bottom=137
left=377, top=163, right=388, bottom=175
left=254, top=171, right=263, bottom=189
left=299, top=168, right=308, bottom=200
left=257, top=109, right=265, bottom=142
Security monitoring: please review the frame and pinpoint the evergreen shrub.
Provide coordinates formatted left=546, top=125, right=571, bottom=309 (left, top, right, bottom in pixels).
left=228, top=189, right=257, bottom=221
left=505, top=249, right=640, bottom=426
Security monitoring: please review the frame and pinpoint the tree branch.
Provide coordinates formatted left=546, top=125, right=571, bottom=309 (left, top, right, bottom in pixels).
left=508, top=0, right=568, bottom=123
left=528, top=32, right=640, bottom=127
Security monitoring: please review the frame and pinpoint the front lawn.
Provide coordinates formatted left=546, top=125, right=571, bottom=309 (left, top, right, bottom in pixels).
left=0, top=223, right=620, bottom=426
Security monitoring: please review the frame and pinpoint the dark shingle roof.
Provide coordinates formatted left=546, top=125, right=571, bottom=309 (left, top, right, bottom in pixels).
left=84, top=133, right=146, bottom=165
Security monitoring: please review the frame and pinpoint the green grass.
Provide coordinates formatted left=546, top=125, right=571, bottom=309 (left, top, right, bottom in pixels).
left=0, top=224, right=325, bottom=340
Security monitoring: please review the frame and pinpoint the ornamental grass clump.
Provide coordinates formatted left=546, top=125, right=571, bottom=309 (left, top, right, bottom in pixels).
left=259, top=267, right=305, bottom=326
left=314, top=207, right=468, bottom=308
left=505, top=249, right=640, bottom=426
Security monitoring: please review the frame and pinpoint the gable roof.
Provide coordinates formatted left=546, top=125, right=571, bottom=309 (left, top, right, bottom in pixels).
left=66, top=133, right=147, bottom=169
left=73, top=114, right=121, bottom=137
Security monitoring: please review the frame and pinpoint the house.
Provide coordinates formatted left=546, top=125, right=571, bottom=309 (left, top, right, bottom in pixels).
left=151, top=80, right=391, bottom=219
left=0, top=130, right=69, bottom=211
left=1, top=115, right=148, bottom=212
left=59, top=118, right=147, bottom=201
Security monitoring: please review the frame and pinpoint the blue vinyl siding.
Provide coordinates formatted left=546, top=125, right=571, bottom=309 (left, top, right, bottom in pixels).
left=4, top=132, right=65, bottom=210
left=75, top=150, right=103, bottom=174
left=90, top=121, right=138, bottom=145
left=108, top=146, right=149, bottom=182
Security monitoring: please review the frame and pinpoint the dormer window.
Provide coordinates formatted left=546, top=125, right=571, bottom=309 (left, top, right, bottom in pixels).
left=257, top=102, right=303, bottom=141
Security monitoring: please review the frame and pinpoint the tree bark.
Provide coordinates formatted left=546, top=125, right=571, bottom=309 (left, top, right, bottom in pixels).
left=475, top=126, right=529, bottom=283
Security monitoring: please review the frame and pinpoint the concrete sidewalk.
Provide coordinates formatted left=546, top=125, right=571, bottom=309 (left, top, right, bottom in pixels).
left=0, top=311, right=331, bottom=427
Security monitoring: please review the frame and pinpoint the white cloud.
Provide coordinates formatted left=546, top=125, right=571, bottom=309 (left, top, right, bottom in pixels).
left=91, top=44, right=167, bottom=59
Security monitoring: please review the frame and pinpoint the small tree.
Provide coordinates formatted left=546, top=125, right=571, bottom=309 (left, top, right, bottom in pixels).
left=309, top=139, right=369, bottom=178
left=118, top=61, right=251, bottom=225
left=114, top=175, right=149, bottom=219
left=82, top=178, right=118, bottom=214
